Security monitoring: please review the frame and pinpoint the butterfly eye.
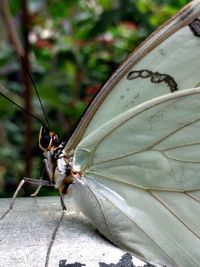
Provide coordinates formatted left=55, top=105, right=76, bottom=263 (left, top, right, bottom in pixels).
left=39, top=126, right=51, bottom=150
left=52, top=134, right=60, bottom=147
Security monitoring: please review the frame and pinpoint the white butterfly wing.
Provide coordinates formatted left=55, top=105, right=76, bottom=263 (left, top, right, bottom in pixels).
left=66, top=0, right=200, bottom=151
left=63, top=1, right=200, bottom=266
left=71, top=88, right=200, bottom=267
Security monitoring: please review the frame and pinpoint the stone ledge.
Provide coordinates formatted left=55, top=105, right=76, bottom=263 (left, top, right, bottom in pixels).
left=0, top=196, right=148, bottom=267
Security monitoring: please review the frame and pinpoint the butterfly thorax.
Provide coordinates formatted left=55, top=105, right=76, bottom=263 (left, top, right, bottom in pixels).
left=39, top=126, right=76, bottom=194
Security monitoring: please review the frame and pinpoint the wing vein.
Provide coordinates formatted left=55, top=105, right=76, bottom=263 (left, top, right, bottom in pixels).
left=185, top=192, right=200, bottom=203
left=87, top=170, right=187, bottom=192
left=89, top=118, right=200, bottom=166
left=85, top=183, right=120, bottom=245
left=161, top=141, right=200, bottom=151
left=150, top=191, right=200, bottom=239
left=162, top=151, right=200, bottom=163
left=87, top=182, right=179, bottom=265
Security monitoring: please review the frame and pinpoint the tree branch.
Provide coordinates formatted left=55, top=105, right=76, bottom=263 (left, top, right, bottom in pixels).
left=1, top=0, right=25, bottom=57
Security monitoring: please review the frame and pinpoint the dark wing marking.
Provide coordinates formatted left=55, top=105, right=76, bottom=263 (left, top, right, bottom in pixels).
left=127, top=70, right=178, bottom=93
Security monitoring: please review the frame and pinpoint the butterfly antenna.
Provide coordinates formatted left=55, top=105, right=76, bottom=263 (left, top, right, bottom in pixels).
left=0, top=85, right=47, bottom=127
left=20, top=56, right=50, bottom=128
left=45, top=209, right=65, bottom=267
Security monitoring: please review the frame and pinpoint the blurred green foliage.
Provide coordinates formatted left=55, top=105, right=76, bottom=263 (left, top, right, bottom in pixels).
left=0, top=0, right=189, bottom=197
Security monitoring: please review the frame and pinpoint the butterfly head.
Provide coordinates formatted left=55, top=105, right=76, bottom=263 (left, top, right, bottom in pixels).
left=39, top=126, right=61, bottom=153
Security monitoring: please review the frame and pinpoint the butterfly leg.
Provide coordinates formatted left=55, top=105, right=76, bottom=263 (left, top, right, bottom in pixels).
left=44, top=155, right=54, bottom=181
left=31, top=152, right=54, bottom=197
left=60, top=194, right=67, bottom=210
left=30, top=167, right=45, bottom=197
left=45, top=194, right=66, bottom=267
left=30, top=184, right=42, bottom=197
left=0, top=177, right=53, bottom=220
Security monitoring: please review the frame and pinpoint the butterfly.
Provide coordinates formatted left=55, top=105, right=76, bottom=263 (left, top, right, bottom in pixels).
left=2, top=1, right=200, bottom=267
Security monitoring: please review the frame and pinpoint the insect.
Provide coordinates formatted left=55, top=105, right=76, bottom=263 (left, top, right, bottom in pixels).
left=1, top=0, right=200, bottom=267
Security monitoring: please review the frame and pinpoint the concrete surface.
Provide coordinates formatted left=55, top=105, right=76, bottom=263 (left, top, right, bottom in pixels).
left=0, top=196, right=149, bottom=267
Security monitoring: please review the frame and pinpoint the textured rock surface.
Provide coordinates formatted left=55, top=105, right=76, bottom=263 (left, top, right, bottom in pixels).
left=0, top=196, right=147, bottom=267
